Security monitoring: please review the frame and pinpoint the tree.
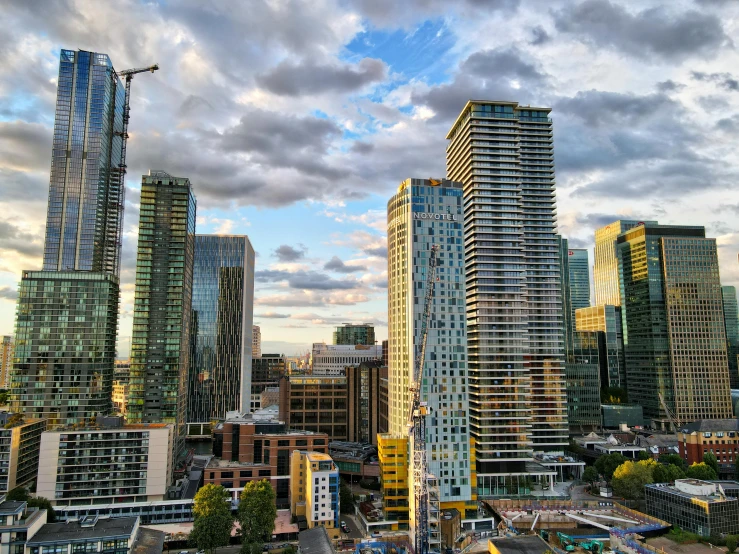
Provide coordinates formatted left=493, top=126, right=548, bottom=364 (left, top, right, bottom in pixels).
left=595, top=453, right=627, bottom=481
left=340, top=479, right=354, bottom=514
left=27, top=497, right=56, bottom=523
left=0, top=391, right=8, bottom=405
left=703, top=452, right=719, bottom=476
left=727, top=535, right=737, bottom=554
left=653, top=463, right=685, bottom=484
left=637, top=451, right=651, bottom=461
left=582, top=467, right=599, bottom=484
left=686, top=462, right=718, bottom=481
left=189, top=484, right=233, bottom=554
left=659, top=453, right=686, bottom=470
left=611, top=459, right=655, bottom=500
left=6, top=487, right=29, bottom=501
left=238, top=479, right=277, bottom=553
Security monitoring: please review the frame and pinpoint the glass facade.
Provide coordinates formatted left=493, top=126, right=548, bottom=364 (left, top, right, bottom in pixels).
left=387, top=178, right=474, bottom=506
left=189, top=235, right=255, bottom=422
left=10, top=272, right=118, bottom=426
left=722, top=286, right=739, bottom=389
left=333, top=324, right=376, bottom=346
left=446, top=101, right=568, bottom=477
left=575, top=305, right=626, bottom=389
left=618, top=225, right=732, bottom=427
left=645, top=483, right=739, bottom=536
left=568, top=248, right=590, bottom=313
left=128, top=171, right=196, bottom=454
left=42, top=50, right=126, bottom=276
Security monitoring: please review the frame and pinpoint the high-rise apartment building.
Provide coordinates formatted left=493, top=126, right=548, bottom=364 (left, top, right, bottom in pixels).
left=189, top=235, right=255, bottom=422
left=575, top=305, right=626, bottom=389
left=128, top=171, right=196, bottom=453
left=42, top=50, right=126, bottom=277
left=333, top=324, right=376, bottom=346
left=722, top=286, right=739, bottom=389
left=387, top=178, right=474, bottom=511
left=593, top=220, right=656, bottom=306
left=10, top=271, right=118, bottom=425
left=446, top=101, right=568, bottom=478
left=617, top=225, right=732, bottom=427
left=0, top=336, right=13, bottom=390
left=252, top=325, right=261, bottom=359
left=567, top=248, right=590, bottom=313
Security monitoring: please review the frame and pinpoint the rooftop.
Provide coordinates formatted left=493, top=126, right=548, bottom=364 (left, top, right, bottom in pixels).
left=207, top=458, right=269, bottom=469
left=28, top=516, right=139, bottom=545
left=646, top=479, right=733, bottom=503
left=0, top=500, right=26, bottom=515
left=299, top=526, right=334, bottom=554
left=488, top=535, right=552, bottom=554
left=679, top=418, right=739, bottom=433
left=131, top=528, right=165, bottom=554
left=305, top=452, right=333, bottom=462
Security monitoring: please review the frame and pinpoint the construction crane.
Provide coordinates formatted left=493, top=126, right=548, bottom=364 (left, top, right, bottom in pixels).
left=408, top=244, right=438, bottom=554
left=658, top=392, right=682, bottom=431
left=115, top=63, right=159, bottom=174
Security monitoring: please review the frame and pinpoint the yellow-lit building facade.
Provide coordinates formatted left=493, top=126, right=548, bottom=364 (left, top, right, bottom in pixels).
left=290, top=451, right=340, bottom=538
left=378, top=433, right=409, bottom=530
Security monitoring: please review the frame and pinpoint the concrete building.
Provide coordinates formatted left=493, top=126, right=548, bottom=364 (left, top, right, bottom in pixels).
left=37, top=417, right=174, bottom=506
left=310, top=343, right=382, bottom=376
left=0, top=418, right=46, bottom=494
left=617, top=224, right=732, bottom=427
left=645, top=479, right=739, bottom=536
left=0, top=337, right=13, bottom=390
left=253, top=325, right=261, bottom=359
left=333, top=324, right=376, bottom=346
left=446, top=101, right=569, bottom=481
left=722, top=286, right=739, bottom=389
left=677, top=419, right=739, bottom=474
left=387, top=177, right=475, bottom=513
left=112, top=381, right=128, bottom=415
left=377, top=434, right=410, bottom=529
left=26, top=516, right=150, bottom=554
left=189, top=235, right=255, bottom=422
left=575, top=305, right=626, bottom=389
left=290, top=451, right=340, bottom=538
left=128, top=171, right=196, bottom=455
left=252, top=354, right=286, bottom=411
left=0, top=499, right=47, bottom=554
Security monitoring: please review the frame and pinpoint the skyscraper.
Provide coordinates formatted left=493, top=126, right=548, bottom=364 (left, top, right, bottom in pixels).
left=0, top=336, right=13, bottom=390
left=593, top=220, right=657, bottom=306
left=722, top=286, right=739, bottom=389
left=128, top=171, right=196, bottom=452
left=42, top=50, right=126, bottom=277
left=188, top=235, right=255, bottom=422
left=618, top=225, right=732, bottom=427
left=567, top=249, right=590, bottom=313
left=446, top=101, right=568, bottom=478
left=253, top=325, right=262, bottom=359
left=575, top=305, right=626, bottom=389
left=333, top=324, right=376, bottom=346
left=387, top=178, right=475, bottom=513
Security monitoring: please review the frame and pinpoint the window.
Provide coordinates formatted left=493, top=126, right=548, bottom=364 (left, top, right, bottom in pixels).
left=240, top=470, right=252, bottom=478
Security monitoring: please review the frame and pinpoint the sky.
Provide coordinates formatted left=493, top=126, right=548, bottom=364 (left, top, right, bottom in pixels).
left=1, top=0, right=738, bottom=357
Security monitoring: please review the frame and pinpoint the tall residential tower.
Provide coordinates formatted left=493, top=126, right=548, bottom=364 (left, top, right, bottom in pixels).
left=722, top=286, right=739, bottom=390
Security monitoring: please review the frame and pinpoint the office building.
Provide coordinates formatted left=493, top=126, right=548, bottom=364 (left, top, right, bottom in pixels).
left=189, top=234, right=255, bottom=422
left=310, top=343, right=382, bottom=376
left=379, top=366, right=389, bottom=435
left=10, top=271, right=118, bottom=426
left=617, top=225, right=732, bottom=427
left=37, top=417, right=174, bottom=506
left=593, top=220, right=656, bottom=306
left=575, top=305, right=626, bottom=389
left=0, top=418, right=46, bottom=494
left=377, top=434, right=410, bottom=529
left=251, top=354, right=286, bottom=411
left=601, top=405, right=643, bottom=429
left=42, top=49, right=126, bottom=277
left=446, top=101, right=569, bottom=479
left=567, top=248, right=590, bottom=314
left=346, top=360, right=384, bottom=445
left=722, top=286, right=739, bottom=389
left=677, top=419, right=739, bottom=473
left=387, top=177, right=474, bottom=510
left=26, top=516, right=156, bottom=554
left=645, top=479, right=739, bottom=536
left=290, top=451, right=340, bottom=538
left=333, top=324, right=376, bottom=346
left=253, top=325, right=261, bottom=359
left=0, top=337, right=13, bottom=390
left=128, top=171, right=196, bottom=454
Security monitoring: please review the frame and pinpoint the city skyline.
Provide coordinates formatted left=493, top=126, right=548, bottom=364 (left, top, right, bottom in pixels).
left=1, top=1, right=739, bottom=357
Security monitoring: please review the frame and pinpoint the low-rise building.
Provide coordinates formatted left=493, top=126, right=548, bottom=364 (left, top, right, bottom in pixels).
left=677, top=419, right=739, bottom=476
left=645, top=479, right=739, bottom=536
left=37, top=417, right=174, bottom=506
left=310, top=343, right=382, bottom=376
left=290, top=452, right=340, bottom=538
left=26, top=515, right=148, bottom=554
left=602, top=404, right=643, bottom=429
left=0, top=498, right=47, bottom=554
left=0, top=417, right=45, bottom=494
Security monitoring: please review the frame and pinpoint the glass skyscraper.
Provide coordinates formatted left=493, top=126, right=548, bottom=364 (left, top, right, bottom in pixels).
left=128, top=171, right=196, bottom=453
left=575, top=305, right=626, bottom=389
left=189, top=235, right=255, bottom=422
left=567, top=248, right=590, bottom=313
left=333, top=324, right=376, bottom=346
left=617, top=225, right=732, bottom=427
left=722, top=286, right=739, bottom=390
left=387, top=178, right=475, bottom=514
left=42, top=49, right=126, bottom=276
left=446, top=101, right=568, bottom=478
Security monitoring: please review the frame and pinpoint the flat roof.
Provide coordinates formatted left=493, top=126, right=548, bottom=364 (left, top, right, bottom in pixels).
left=488, top=535, right=552, bottom=554
left=299, top=526, right=333, bottom=554
left=305, top=452, right=333, bottom=461
left=646, top=483, right=734, bottom=503
left=0, top=501, right=25, bottom=515
left=28, top=517, right=139, bottom=545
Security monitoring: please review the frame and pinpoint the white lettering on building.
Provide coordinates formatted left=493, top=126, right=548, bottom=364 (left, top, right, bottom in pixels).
left=413, top=213, right=457, bottom=221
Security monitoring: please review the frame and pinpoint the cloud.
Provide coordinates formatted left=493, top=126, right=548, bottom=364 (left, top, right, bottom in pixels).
left=256, top=58, right=388, bottom=96
left=273, top=244, right=306, bottom=262
left=716, top=115, right=739, bottom=134
left=255, top=312, right=291, bottom=318
left=553, top=0, right=730, bottom=61
left=324, top=256, right=367, bottom=273
left=346, top=0, right=520, bottom=27
left=256, top=269, right=360, bottom=290
left=691, top=71, right=739, bottom=92
left=656, top=80, right=685, bottom=92
left=529, top=26, right=551, bottom=46
left=0, top=221, right=44, bottom=259
left=0, top=287, right=18, bottom=302
left=257, top=291, right=370, bottom=307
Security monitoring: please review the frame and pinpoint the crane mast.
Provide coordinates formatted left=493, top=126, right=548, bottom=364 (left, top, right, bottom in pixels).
left=409, top=244, right=438, bottom=554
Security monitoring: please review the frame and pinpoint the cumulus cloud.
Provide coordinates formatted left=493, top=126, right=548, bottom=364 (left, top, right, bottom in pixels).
left=256, top=269, right=360, bottom=291
left=691, top=71, right=739, bottom=92
left=324, top=256, right=367, bottom=273
left=0, top=287, right=18, bottom=302
left=256, top=58, right=388, bottom=96
left=273, top=245, right=306, bottom=262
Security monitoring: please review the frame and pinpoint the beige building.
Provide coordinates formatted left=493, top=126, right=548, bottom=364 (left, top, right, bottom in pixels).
left=253, top=325, right=261, bottom=359
left=290, top=451, right=340, bottom=538
left=0, top=337, right=13, bottom=390
left=37, top=417, right=174, bottom=506
left=0, top=417, right=46, bottom=494
left=112, top=381, right=128, bottom=414
left=310, top=343, right=382, bottom=376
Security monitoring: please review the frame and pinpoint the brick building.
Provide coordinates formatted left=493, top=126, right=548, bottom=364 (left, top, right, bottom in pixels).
left=678, top=419, right=739, bottom=477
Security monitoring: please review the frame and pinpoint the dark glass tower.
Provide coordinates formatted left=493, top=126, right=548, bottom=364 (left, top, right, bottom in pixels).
left=42, top=49, right=126, bottom=276
left=188, top=235, right=255, bottom=422
left=567, top=248, right=590, bottom=314
left=722, top=286, right=739, bottom=389
left=128, top=171, right=196, bottom=453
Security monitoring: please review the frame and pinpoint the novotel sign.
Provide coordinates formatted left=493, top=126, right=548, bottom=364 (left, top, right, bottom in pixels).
left=413, top=213, right=458, bottom=221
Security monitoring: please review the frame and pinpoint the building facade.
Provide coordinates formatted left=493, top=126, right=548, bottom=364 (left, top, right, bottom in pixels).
left=575, top=305, right=626, bottom=389
left=37, top=419, right=174, bottom=506
left=567, top=248, right=590, bottom=315
left=446, top=101, right=568, bottom=479
left=10, top=271, right=118, bottom=426
left=0, top=337, right=13, bottom=390
left=617, top=225, right=733, bottom=427
left=677, top=419, right=739, bottom=470
left=42, top=49, right=126, bottom=277
left=189, top=235, right=255, bottom=422
left=0, top=418, right=46, bottom=494
left=26, top=516, right=146, bottom=554
left=128, top=171, right=196, bottom=453
left=722, top=286, right=739, bottom=390
left=333, top=324, right=376, bottom=346
left=253, top=326, right=261, bottom=359
left=290, top=451, right=340, bottom=538
left=377, top=434, right=409, bottom=529
left=387, top=177, right=474, bottom=509
left=310, top=344, right=382, bottom=376
left=252, top=354, right=286, bottom=412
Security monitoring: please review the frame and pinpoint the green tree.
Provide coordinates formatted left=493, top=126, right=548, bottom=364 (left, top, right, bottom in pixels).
left=0, top=391, right=9, bottom=405
left=238, top=479, right=277, bottom=552
left=703, top=452, right=719, bottom=476
left=595, top=453, right=627, bottom=481
left=6, top=487, right=29, bottom=501
left=582, top=466, right=599, bottom=484
left=189, top=484, right=233, bottom=554
left=653, top=463, right=686, bottom=484
left=727, top=535, right=737, bottom=553
left=611, top=459, right=655, bottom=500
left=340, top=479, right=354, bottom=514
left=659, top=454, right=686, bottom=470
left=27, top=497, right=56, bottom=523
left=686, top=462, right=718, bottom=481
left=637, top=451, right=651, bottom=461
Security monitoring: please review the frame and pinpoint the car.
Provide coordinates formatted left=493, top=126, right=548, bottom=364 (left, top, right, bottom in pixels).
left=197, top=551, right=206, bottom=554
left=178, top=551, right=188, bottom=554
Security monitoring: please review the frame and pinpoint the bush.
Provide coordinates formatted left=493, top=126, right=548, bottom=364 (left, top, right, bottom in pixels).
left=667, top=527, right=700, bottom=544
left=726, top=535, right=737, bottom=553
